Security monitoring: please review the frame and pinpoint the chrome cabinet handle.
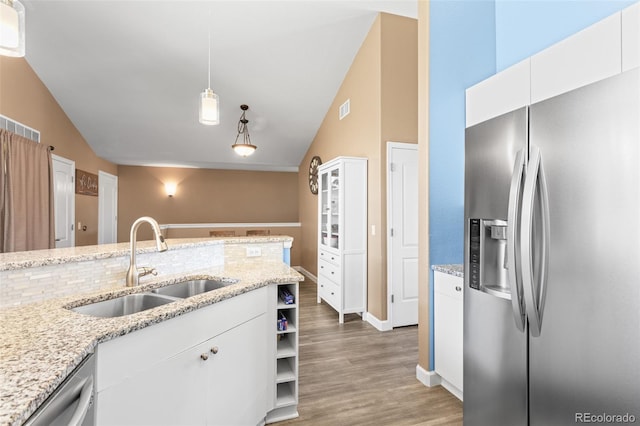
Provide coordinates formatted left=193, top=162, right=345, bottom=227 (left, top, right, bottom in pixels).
left=200, top=353, right=209, bottom=361
left=521, top=145, right=550, bottom=338
left=507, top=148, right=526, bottom=332
left=210, top=346, right=219, bottom=354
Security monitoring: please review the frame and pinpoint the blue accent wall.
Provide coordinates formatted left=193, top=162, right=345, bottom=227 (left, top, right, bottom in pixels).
left=427, top=0, right=636, bottom=371
left=429, top=0, right=497, bottom=370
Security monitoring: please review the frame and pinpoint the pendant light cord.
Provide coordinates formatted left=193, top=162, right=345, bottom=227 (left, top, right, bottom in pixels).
left=207, top=10, right=211, bottom=90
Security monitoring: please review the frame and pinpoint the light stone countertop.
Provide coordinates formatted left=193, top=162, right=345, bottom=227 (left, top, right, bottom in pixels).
left=0, top=259, right=303, bottom=426
left=0, top=236, right=293, bottom=271
left=432, top=264, right=464, bottom=278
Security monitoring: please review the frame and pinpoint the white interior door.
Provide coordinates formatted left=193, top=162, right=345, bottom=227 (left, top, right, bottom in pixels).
left=52, top=155, right=75, bottom=248
left=387, top=142, right=419, bottom=327
left=98, top=171, right=118, bottom=244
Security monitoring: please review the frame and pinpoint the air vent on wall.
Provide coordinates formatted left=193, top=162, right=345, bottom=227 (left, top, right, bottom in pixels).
left=339, top=99, right=350, bottom=120
left=0, top=114, right=40, bottom=142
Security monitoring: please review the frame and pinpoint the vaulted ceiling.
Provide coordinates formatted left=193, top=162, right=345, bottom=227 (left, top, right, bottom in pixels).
left=22, top=0, right=417, bottom=171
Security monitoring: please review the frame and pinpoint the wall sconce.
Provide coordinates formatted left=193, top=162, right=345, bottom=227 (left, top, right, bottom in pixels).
left=165, top=182, right=177, bottom=197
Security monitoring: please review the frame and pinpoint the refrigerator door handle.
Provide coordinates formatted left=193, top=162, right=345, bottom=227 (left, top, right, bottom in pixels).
left=521, top=145, right=550, bottom=337
left=507, top=148, right=526, bottom=332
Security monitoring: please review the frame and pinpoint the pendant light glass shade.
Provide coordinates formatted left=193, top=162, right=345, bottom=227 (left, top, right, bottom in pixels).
left=198, top=16, right=219, bottom=126
left=199, top=88, right=219, bottom=125
left=232, top=104, right=257, bottom=157
left=0, top=0, right=25, bottom=57
left=232, top=143, right=257, bottom=157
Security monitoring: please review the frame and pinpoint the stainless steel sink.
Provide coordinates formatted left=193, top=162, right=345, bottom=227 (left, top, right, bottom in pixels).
left=151, top=279, right=233, bottom=298
left=70, top=293, right=176, bottom=318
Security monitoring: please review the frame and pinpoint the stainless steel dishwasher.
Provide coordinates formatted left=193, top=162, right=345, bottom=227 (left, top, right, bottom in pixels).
left=24, top=353, right=95, bottom=426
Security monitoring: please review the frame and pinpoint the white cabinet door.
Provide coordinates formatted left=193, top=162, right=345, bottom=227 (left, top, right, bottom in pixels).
left=96, top=343, right=207, bottom=426
left=622, top=2, right=639, bottom=72
left=531, top=12, right=622, bottom=103
left=95, top=288, right=269, bottom=425
left=206, top=314, right=268, bottom=426
left=434, top=271, right=464, bottom=398
left=97, top=315, right=267, bottom=426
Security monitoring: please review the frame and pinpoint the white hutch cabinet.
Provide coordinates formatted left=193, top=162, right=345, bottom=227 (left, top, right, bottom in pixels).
left=317, top=156, right=367, bottom=323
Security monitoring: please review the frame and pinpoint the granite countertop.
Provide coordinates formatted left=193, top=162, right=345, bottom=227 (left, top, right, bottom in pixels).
left=432, top=264, right=464, bottom=278
left=0, top=236, right=293, bottom=271
left=0, top=259, right=303, bottom=426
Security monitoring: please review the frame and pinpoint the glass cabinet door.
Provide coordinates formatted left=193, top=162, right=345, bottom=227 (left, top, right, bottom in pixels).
left=320, top=171, right=329, bottom=248
left=329, top=168, right=340, bottom=249
left=320, top=166, right=340, bottom=250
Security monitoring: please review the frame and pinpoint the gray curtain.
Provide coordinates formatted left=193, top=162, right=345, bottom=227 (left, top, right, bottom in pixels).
left=0, top=129, right=54, bottom=252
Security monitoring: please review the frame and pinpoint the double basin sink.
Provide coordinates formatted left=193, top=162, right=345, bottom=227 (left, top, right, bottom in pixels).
left=70, top=279, right=235, bottom=318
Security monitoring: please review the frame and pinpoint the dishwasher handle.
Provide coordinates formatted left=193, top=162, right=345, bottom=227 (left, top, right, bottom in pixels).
left=68, top=376, right=93, bottom=426
left=24, top=355, right=95, bottom=426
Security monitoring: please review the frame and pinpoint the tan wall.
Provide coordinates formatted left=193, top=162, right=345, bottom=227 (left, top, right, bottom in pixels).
left=117, top=165, right=300, bottom=259
left=417, top=0, right=431, bottom=371
left=298, top=13, right=417, bottom=321
left=298, top=15, right=381, bottom=285
left=0, top=57, right=118, bottom=247
left=378, top=14, right=419, bottom=319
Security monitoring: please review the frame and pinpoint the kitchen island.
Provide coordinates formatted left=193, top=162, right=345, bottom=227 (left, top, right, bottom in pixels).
left=0, top=237, right=303, bottom=426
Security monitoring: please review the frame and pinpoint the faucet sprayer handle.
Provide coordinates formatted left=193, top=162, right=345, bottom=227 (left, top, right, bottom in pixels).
left=138, top=267, right=158, bottom=278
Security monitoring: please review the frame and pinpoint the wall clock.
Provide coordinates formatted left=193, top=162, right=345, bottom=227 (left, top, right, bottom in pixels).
left=308, top=155, right=322, bottom=195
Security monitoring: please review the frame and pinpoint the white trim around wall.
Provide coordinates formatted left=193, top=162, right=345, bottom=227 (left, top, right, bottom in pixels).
left=293, top=266, right=317, bottom=283
left=365, top=312, right=393, bottom=331
left=416, top=364, right=441, bottom=387
left=160, top=222, right=301, bottom=230
left=295, top=266, right=395, bottom=333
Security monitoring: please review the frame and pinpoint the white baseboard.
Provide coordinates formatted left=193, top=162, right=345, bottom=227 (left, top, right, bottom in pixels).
left=293, top=266, right=316, bottom=283
left=440, top=378, right=463, bottom=401
left=365, top=312, right=392, bottom=331
left=415, top=365, right=463, bottom=400
left=416, top=364, right=441, bottom=387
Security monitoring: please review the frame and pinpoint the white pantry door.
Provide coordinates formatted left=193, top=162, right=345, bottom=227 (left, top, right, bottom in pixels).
left=98, top=171, right=118, bottom=244
left=387, top=142, right=419, bottom=327
left=52, top=155, right=75, bottom=248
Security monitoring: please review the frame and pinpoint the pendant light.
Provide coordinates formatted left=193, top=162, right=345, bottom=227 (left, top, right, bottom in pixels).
left=0, top=0, right=25, bottom=57
left=199, top=20, right=219, bottom=125
left=232, top=104, right=257, bottom=157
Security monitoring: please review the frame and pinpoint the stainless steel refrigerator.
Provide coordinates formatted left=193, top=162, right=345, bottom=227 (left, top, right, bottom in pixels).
left=463, top=68, right=639, bottom=425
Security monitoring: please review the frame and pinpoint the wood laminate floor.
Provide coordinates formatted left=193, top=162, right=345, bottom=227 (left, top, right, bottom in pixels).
left=278, top=280, right=463, bottom=426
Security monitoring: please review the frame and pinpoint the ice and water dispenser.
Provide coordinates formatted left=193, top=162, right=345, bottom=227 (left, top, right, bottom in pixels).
left=469, top=218, right=512, bottom=299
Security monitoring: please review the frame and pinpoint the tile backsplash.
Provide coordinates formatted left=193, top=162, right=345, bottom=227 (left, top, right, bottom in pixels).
left=0, top=240, right=285, bottom=309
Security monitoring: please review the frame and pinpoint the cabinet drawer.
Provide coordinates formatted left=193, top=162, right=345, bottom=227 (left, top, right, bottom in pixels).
left=434, top=271, right=463, bottom=301
left=318, top=259, right=341, bottom=284
left=318, top=249, right=340, bottom=267
left=318, top=277, right=341, bottom=310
